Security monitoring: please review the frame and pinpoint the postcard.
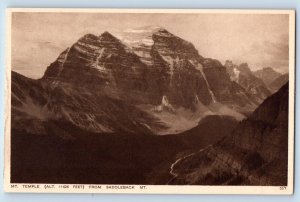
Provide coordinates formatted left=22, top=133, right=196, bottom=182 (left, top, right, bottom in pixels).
left=4, top=8, right=295, bottom=194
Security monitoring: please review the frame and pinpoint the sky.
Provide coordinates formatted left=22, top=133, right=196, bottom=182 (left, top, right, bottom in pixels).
left=11, top=12, right=290, bottom=79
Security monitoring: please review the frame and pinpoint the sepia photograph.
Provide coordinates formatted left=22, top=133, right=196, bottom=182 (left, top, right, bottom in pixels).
left=4, top=9, right=295, bottom=194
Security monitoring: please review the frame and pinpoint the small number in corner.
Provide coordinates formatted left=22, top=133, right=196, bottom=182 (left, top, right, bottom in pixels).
left=279, top=186, right=287, bottom=190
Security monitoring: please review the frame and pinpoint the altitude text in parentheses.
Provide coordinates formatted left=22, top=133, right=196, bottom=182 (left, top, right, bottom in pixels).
left=44, top=184, right=55, bottom=189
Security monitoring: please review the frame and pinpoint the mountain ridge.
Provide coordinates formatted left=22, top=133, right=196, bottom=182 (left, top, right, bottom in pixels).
left=13, top=27, right=281, bottom=135
left=254, top=67, right=282, bottom=86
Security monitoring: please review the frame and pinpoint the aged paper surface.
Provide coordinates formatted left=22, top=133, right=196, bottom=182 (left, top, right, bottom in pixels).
left=4, top=8, right=295, bottom=194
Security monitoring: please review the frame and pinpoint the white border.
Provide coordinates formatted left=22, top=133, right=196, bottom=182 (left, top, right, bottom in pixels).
left=4, top=8, right=296, bottom=195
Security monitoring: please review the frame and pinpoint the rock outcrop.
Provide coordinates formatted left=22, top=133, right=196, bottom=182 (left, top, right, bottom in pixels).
left=225, top=61, right=271, bottom=104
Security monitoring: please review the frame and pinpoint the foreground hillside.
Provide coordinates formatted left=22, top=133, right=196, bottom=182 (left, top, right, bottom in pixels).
left=169, top=83, right=289, bottom=185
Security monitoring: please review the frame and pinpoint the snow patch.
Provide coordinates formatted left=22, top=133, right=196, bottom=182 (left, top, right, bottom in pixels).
left=76, top=41, right=99, bottom=51
left=124, top=26, right=163, bottom=34
left=194, top=62, right=217, bottom=103
left=194, top=94, right=200, bottom=104
left=188, top=59, right=217, bottom=103
left=161, top=96, right=174, bottom=110
left=134, top=50, right=151, bottom=58
left=154, top=95, right=175, bottom=112
left=141, top=38, right=154, bottom=46
left=231, top=67, right=240, bottom=82
left=95, top=48, right=106, bottom=71
left=55, top=48, right=70, bottom=79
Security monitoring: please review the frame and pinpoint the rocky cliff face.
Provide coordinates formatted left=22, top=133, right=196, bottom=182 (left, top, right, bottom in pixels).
left=225, top=61, right=271, bottom=104
left=169, top=82, right=289, bottom=185
left=119, top=26, right=213, bottom=107
left=254, top=67, right=282, bottom=86
left=14, top=27, right=274, bottom=136
left=44, top=27, right=264, bottom=111
left=203, top=59, right=257, bottom=110
left=43, top=32, right=153, bottom=104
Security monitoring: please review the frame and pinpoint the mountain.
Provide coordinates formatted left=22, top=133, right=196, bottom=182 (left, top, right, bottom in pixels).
left=11, top=26, right=287, bottom=184
left=225, top=61, right=271, bottom=104
left=269, top=73, right=289, bottom=93
left=169, top=82, right=289, bottom=185
left=254, top=67, right=282, bottom=86
left=13, top=27, right=289, bottom=136
left=23, top=26, right=268, bottom=135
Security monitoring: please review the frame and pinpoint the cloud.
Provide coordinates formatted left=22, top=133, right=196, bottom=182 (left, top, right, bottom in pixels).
left=230, top=33, right=289, bottom=73
left=263, top=34, right=289, bottom=66
left=11, top=12, right=290, bottom=78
